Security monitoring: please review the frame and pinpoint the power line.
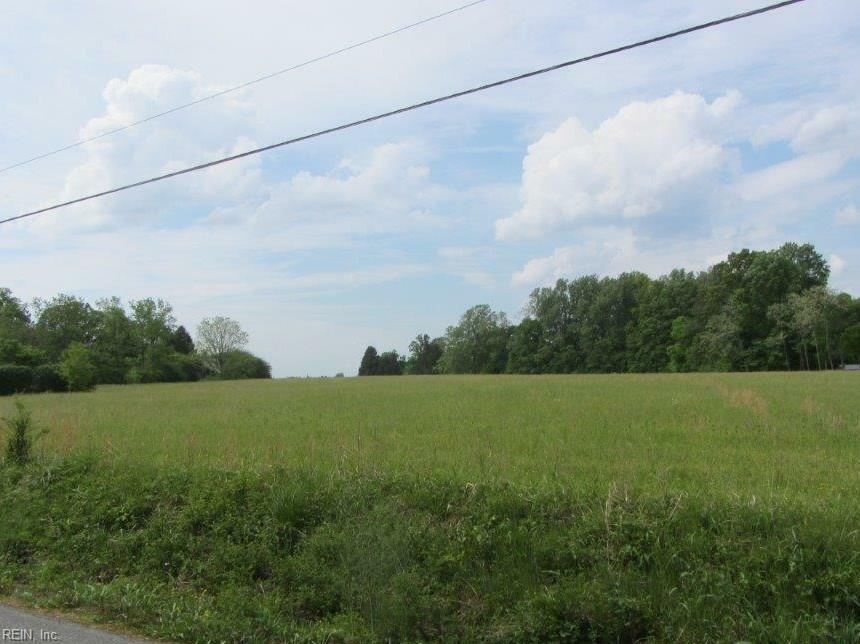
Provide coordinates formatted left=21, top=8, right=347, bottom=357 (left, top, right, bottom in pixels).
left=0, top=0, right=490, bottom=175
left=1, top=0, right=807, bottom=227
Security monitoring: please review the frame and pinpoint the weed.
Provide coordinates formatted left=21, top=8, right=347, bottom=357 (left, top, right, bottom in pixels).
left=3, top=401, right=45, bottom=466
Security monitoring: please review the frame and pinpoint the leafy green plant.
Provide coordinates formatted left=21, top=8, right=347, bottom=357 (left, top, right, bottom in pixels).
left=3, top=401, right=45, bottom=465
left=60, top=342, right=96, bottom=391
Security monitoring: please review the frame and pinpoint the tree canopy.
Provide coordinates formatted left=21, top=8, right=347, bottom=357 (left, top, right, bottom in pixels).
left=0, top=292, right=271, bottom=394
left=359, top=243, right=860, bottom=376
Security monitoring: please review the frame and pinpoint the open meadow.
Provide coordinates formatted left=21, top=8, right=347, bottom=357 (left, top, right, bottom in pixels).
left=2, top=373, right=860, bottom=641
left=3, top=372, right=859, bottom=500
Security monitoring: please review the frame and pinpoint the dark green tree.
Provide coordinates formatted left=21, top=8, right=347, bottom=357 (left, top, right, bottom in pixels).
left=405, top=334, right=444, bottom=374
left=170, top=325, right=195, bottom=354
left=841, top=325, right=860, bottom=363
left=359, top=346, right=380, bottom=376
left=219, top=350, right=272, bottom=379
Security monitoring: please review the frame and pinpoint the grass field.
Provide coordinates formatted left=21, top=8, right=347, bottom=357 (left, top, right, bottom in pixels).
left=2, top=373, right=860, bottom=641
left=3, top=372, right=859, bottom=500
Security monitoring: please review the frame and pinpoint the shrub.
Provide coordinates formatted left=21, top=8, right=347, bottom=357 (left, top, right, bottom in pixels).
left=0, top=340, right=47, bottom=367
left=31, top=364, right=68, bottom=393
left=176, top=352, right=205, bottom=382
left=0, top=364, right=34, bottom=396
left=60, top=342, right=96, bottom=392
left=218, top=350, right=271, bottom=380
left=3, top=401, right=43, bottom=465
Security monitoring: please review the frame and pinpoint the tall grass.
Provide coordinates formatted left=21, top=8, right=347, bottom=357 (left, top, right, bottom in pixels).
left=2, top=372, right=858, bottom=502
left=1, top=373, right=859, bottom=641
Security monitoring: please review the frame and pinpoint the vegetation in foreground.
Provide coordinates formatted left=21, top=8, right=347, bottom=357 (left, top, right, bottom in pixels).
left=0, top=373, right=858, bottom=640
left=1, top=458, right=859, bottom=642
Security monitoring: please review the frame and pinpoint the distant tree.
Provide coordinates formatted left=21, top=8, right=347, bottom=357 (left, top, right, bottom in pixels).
left=841, top=325, right=860, bottom=363
left=170, top=325, right=195, bottom=354
left=196, top=316, right=249, bottom=374
left=92, top=297, right=138, bottom=384
left=377, top=350, right=405, bottom=375
left=439, top=305, right=509, bottom=374
left=219, top=350, right=272, bottom=380
left=694, top=307, right=743, bottom=372
left=130, top=298, right=176, bottom=349
left=767, top=301, right=796, bottom=371
left=666, top=316, right=694, bottom=373
left=506, top=318, right=544, bottom=374
left=777, top=242, right=830, bottom=291
left=359, top=346, right=380, bottom=376
left=0, top=287, right=30, bottom=341
left=60, top=342, right=96, bottom=391
left=405, top=334, right=444, bottom=375
left=33, top=295, right=98, bottom=361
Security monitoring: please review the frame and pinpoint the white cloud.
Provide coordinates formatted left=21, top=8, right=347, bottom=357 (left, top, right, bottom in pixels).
left=829, top=254, right=846, bottom=276
left=791, top=103, right=860, bottom=157
left=511, top=227, right=636, bottom=286
left=835, top=204, right=860, bottom=226
left=19, top=65, right=262, bottom=233
left=733, top=151, right=845, bottom=202
left=510, top=225, right=784, bottom=289
left=246, top=140, right=450, bottom=234
left=496, top=91, right=740, bottom=240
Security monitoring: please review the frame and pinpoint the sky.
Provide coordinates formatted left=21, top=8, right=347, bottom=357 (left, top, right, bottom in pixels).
left=1, top=0, right=858, bottom=376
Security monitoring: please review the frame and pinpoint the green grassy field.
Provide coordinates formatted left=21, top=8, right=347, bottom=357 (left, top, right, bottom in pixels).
left=3, top=372, right=859, bottom=501
left=2, top=373, right=860, bottom=642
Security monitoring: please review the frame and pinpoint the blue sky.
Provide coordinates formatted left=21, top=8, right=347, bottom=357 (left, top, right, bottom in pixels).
left=1, top=0, right=858, bottom=376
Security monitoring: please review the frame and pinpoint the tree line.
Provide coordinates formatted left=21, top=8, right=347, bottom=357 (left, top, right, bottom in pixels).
left=359, top=243, right=860, bottom=376
left=0, top=290, right=271, bottom=394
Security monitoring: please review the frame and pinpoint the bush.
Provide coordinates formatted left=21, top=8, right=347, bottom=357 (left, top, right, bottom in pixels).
left=31, top=365, right=68, bottom=393
left=1, top=462, right=860, bottom=641
left=176, top=352, right=205, bottom=382
left=3, top=401, right=43, bottom=465
left=60, top=342, right=96, bottom=392
left=0, top=340, right=47, bottom=367
left=0, top=365, right=34, bottom=396
left=218, top=350, right=271, bottom=380
left=132, top=347, right=206, bottom=384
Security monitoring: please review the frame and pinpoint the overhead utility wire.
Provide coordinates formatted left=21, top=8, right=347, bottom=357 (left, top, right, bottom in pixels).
left=0, top=0, right=490, bottom=175
left=0, top=0, right=807, bottom=227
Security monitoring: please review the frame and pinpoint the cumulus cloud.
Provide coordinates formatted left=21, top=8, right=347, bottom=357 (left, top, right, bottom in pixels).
left=19, top=63, right=458, bottom=250
left=26, top=65, right=262, bottom=232
left=495, top=90, right=741, bottom=240
left=745, top=102, right=860, bottom=204
left=509, top=224, right=782, bottom=289
left=790, top=103, right=860, bottom=158
left=245, top=140, right=450, bottom=234
left=733, top=151, right=845, bottom=202
left=511, top=227, right=637, bottom=286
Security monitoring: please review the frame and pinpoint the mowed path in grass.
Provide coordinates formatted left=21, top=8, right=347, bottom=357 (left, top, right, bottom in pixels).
left=3, top=372, right=858, bottom=502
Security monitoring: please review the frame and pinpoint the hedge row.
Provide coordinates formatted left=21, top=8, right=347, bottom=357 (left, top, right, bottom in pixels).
left=0, top=364, right=68, bottom=396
